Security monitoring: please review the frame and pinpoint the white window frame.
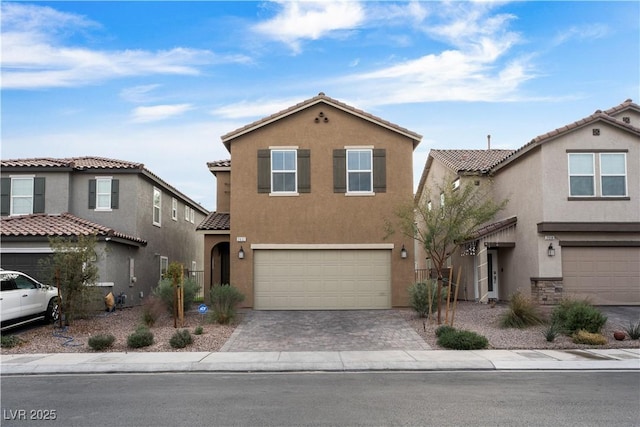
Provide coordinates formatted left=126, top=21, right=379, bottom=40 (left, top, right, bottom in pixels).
left=153, top=187, right=162, bottom=226
left=568, top=153, right=595, bottom=197
left=160, top=256, right=168, bottom=279
left=271, top=149, right=297, bottom=194
left=10, top=176, right=34, bottom=216
left=185, top=205, right=190, bottom=221
left=600, top=153, right=627, bottom=197
left=346, top=149, right=373, bottom=194
left=189, top=206, right=195, bottom=223
left=171, top=198, right=178, bottom=221
left=95, top=177, right=113, bottom=211
left=452, top=178, right=460, bottom=191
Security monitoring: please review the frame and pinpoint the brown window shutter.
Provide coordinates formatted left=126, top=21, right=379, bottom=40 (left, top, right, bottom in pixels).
left=333, top=149, right=346, bottom=193
left=297, top=149, right=311, bottom=193
left=257, top=149, right=271, bottom=193
left=373, top=149, right=386, bottom=193
left=33, top=177, right=46, bottom=213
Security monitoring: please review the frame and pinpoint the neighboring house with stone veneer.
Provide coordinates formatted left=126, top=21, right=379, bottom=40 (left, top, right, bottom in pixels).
left=415, top=99, right=640, bottom=306
left=1, top=156, right=208, bottom=305
left=198, top=93, right=422, bottom=309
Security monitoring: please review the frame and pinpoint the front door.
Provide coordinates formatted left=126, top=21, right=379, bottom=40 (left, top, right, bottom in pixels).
left=487, top=249, right=499, bottom=300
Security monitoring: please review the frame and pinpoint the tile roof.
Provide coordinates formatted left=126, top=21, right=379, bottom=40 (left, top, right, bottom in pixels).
left=221, top=93, right=422, bottom=149
left=1, top=213, right=147, bottom=246
left=207, top=159, right=231, bottom=168
left=465, top=216, right=517, bottom=241
left=196, top=212, right=230, bottom=231
left=0, top=156, right=208, bottom=215
left=0, top=156, right=143, bottom=170
left=494, top=104, right=640, bottom=172
left=430, top=149, right=515, bottom=173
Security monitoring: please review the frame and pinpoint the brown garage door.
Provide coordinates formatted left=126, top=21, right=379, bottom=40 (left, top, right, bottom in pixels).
left=562, top=247, right=640, bottom=305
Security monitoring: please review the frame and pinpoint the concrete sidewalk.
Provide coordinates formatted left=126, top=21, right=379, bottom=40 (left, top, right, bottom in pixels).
left=2, top=348, right=639, bottom=375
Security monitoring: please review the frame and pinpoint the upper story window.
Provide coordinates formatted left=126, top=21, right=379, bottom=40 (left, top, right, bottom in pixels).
left=333, top=148, right=385, bottom=195
left=347, top=149, right=373, bottom=193
left=1, top=176, right=45, bottom=216
left=171, top=198, right=178, bottom=221
left=89, top=178, right=118, bottom=210
left=11, top=177, right=34, bottom=215
left=189, top=206, right=195, bottom=223
left=568, top=153, right=595, bottom=196
left=271, top=150, right=297, bottom=193
left=568, top=152, right=627, bottom=197
left=257, top=148, right=310, bottom=195
left=153, top=187, right=162, bottom=226
left=600, top=153, right=627, bottom=196
left=96, top=178, right=112, bottom=210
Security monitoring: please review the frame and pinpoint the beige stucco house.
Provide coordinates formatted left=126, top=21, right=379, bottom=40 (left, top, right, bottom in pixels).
left=415, top=99, right=640, bottom=306
left=198, top=93, right=422, bottom=309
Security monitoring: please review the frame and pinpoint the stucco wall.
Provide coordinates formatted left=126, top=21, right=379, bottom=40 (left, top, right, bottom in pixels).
left=227, top=103, right=417, bottom=307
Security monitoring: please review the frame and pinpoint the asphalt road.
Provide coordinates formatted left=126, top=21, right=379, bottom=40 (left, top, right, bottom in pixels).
left=1, top=371, right=638, bottom=426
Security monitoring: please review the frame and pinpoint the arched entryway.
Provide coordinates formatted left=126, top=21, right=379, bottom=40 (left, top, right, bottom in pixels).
left=210, top=242, right=230, bottom=288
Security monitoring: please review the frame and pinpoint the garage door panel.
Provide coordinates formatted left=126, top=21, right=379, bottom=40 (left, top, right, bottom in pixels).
left=563, top=247, right=639, bottom=305
left=254, top=249, right=391, bottom=310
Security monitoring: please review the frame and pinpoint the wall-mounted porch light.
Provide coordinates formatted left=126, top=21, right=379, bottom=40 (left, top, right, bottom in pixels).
left=547, top=243, right=555, bottom=257
left=238, top=246, right=245, bottom=259
left=400, top=244, right=408, bottom=259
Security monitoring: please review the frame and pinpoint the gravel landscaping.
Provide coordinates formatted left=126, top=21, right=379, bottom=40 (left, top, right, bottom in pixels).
left=1, top=301, right=638, bottom=354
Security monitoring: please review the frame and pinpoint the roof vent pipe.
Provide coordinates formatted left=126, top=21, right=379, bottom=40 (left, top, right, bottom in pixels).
left=487, top=134, right=491, bottom=150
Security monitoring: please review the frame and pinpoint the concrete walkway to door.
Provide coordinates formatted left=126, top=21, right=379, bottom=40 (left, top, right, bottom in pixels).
left=220, top=310, right=431, bottom=352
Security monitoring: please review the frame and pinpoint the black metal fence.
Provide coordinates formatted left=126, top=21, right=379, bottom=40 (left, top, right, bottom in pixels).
left=185, top=270, right=205, bottom=300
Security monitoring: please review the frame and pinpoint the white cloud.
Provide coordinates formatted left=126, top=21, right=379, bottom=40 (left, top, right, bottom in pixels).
left=210, top=97, right=305, bottom=120
left=131, top=104, right=194, bottom=123
left=0, top=3, right=246, bottom=89
left=120, top=84, right=163, bottom=103
left=553, top=24, right=610, bottom=46
left=329, top=2, right=530, bottom=105
left=253, top=1, right=365, bottom=53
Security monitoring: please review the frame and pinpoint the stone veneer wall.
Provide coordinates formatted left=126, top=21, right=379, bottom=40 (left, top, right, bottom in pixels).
left=530, top=278, right=564, bottom=305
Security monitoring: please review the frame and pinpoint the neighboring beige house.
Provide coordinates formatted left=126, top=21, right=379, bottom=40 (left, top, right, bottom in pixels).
left=198, top=93, right=422, bottom=309
left=415, top=99, right=640, bottom=306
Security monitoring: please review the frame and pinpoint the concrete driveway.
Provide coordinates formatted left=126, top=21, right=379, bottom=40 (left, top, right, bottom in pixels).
left=220, top=310, right=431, bottom=352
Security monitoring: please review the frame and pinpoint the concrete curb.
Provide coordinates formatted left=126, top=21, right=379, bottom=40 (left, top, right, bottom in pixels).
left=2, top=348, right=639, bottom=375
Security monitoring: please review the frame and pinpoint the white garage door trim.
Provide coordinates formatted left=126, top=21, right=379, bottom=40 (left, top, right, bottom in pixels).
left=254, top=248, right=392, bottom=310
left=562, top=246, right=640, bottom=305
left=251, top=243, right=394, bottom=250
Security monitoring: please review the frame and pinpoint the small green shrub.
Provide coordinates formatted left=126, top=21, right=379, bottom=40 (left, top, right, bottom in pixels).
left=88, top=334, right=115, bottom=351
left=141, top=295, right=165, bottom=327
left=1, top=335, right=22, bottom=348
left=194, top=325, right=203, bottom=335
left=572, top=330, right=607, bottom=345
left=209, top=284, right=245, bottom=324
left=623, top=320, right=640, bottom=340
left=500, top=292, right=545, bottom=328
left=153, top=277, right=200, bottom=315
left=552, top=299, right=607, bottom=334
left=542, top=324, right=559, bottom=342
left=435, top=325, right=456, bottom=337
left=437, top=329, right=489, bottom=350
left=169, top=329, right=193, bottom=349
left=127, top=325, right=154, bottom=349
left=408, top=281, right=439, bottom=318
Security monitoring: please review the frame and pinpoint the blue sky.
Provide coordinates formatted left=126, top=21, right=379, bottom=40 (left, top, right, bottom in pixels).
left=2, top=1, right=638, bottom=211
